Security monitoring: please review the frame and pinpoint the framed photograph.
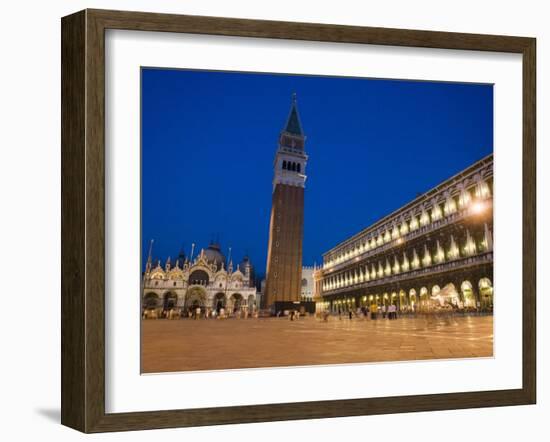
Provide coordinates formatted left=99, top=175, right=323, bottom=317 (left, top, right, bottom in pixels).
left=61, top=9, right=536, bottom=433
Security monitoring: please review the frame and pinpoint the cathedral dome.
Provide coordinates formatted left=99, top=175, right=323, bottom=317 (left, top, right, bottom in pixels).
left=203, top=242, right=226, bottom=267
left=239, top=256, right=253, bottom=272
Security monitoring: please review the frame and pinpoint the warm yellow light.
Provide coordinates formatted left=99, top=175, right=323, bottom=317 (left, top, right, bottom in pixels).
left=459, top=190, right=471, bottom=208
left=432, top=204, right=442, bottom=221
left=393, top=258, right=400, bottom=274
left=444, top=198, right=457, bottom=216
left=471, top=201, right=486, bottom=214
left=384, top=260, right=391, bottom=276
left=422, top=253, right=432, bottom=267
left=419, top=207, right=431, bottom=226
left=392, top=227, right=400, bottom=240
left=475, top=180, right=491, bottom=199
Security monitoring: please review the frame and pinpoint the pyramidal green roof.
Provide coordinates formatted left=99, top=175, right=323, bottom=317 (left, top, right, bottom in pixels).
left=283, top=94, right=304, bottom=136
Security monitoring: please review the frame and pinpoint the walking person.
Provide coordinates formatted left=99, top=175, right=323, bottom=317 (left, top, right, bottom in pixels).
left=370, top=303, right=377, bottom=320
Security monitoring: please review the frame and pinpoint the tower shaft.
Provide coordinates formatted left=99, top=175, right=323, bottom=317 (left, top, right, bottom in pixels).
left=265, top=184, right=304, bottom=306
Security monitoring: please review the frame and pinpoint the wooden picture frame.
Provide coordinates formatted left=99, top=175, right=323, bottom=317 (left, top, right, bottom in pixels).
left=61, top=8, right=536, bottom=433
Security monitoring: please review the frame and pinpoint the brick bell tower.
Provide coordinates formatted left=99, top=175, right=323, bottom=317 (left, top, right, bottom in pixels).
left=264, top=93, right=308, bottom=312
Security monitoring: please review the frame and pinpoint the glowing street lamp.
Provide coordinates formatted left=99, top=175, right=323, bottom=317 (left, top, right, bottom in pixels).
left=471, top=200, right=486, bottom=214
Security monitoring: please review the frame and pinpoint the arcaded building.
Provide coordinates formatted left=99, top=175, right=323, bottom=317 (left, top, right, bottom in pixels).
left=142, top=242, right=258, bottom=316
left=264, top=94, right=308, bottom=310
left=315, top=154, right=494, bottom=313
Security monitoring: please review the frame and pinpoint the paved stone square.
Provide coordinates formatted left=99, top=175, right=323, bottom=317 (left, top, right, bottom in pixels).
left=141, top=314, right=493, bottom=373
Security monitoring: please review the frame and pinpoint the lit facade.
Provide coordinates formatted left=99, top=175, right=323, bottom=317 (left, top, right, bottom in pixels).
left=142, top=243, right=258, bottom=317
left=316, top=154, right=494, bottom=313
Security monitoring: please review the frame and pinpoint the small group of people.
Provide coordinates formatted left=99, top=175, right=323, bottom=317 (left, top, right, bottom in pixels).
left=183, top=306, right=258, bottom=320
left=275, top=310, right=302, bottom=321
left=325, top=304, right=400, bottom=321
left=370, top=303, right=398, bottom=320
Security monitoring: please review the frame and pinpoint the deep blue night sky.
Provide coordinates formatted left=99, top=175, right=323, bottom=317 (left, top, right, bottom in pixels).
left=141, top=68, right=493, bottom=276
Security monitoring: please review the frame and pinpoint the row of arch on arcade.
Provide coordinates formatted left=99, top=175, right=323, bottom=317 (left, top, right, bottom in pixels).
left=323, top=174, right=493, bottom=268
left=319, top=277, right=494, bottom=313
left=142, top=290, right=257, bottom=314
left=322, top=224, right=493, bottom=292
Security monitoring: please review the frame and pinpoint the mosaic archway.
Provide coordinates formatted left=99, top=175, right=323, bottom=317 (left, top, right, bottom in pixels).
left=142, top=292, right=161, bottom=319
left=229, top=293, right=244, bottom=313
left=163, top=291, right=178, bottom=310
left=143, top=292, right=160, bottom=309
left=213, top=292, right=226, bottom=313
left=247, top=294, right=256, bottom=311
left=185, top=286, right=207, bottom=310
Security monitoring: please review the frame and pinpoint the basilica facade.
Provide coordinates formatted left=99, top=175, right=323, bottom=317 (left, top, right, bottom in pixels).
left=142, top=242, right=259, bottom=317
